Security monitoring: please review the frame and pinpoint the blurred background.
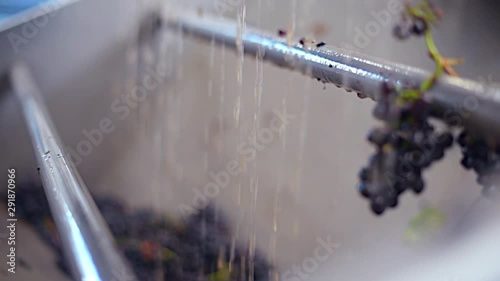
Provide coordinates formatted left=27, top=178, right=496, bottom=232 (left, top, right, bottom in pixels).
left=1, top=0, right=500, bottom=280
left=0, top=0, right=49, bottom=21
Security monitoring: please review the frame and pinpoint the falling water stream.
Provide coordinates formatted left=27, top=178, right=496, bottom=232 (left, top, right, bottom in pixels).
left=248, top=2, right=266, bottom=279
left=174, top=12, right=185, bottom=184
left=218, top=43, right=226, bottom=157
left=209, top=37, right=215, bottom=98
left=234, top=1, right=246, bottom=130
left=233, top=0, right=249, bottom=279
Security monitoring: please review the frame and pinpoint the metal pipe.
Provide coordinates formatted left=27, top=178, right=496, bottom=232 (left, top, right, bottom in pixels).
left=9, top=62, right=136, bottom=281
left=164, top=10, right=500, bottom=139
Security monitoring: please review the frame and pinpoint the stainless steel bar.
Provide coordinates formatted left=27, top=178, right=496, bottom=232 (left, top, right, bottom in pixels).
left=165, top=10, right=500, bottom=139
left=9, top=62, right=136, bottom=281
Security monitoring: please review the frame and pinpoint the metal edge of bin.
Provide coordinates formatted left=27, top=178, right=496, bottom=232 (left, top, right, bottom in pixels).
left=8, top=62, right=136, bottom=281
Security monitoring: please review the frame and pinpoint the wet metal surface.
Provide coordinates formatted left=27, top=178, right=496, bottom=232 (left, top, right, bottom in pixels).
left=165, top=10, right=500, bottom=139
left=9, top=63, right=136, bottom=281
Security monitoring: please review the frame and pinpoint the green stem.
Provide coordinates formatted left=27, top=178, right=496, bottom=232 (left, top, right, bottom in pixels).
left=398, top=1, right=457, bottom=105
left=408, top=0, right=437, bottom=24
left=399, top=24, right=443, bottom=102
left=420, top=29, right=444, bottom=92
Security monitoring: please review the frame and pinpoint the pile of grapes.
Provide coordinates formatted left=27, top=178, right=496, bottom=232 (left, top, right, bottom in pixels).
left=12, top=183, right=271, bottom=281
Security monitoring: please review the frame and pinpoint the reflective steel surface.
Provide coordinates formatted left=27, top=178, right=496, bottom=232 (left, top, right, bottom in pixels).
left=9, top=62, right=136, bottom=281
left=165, top=10, right=500, bottom=139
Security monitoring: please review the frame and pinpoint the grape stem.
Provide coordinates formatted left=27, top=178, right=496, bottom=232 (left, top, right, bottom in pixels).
left=399, top=0, right=463, bottom=103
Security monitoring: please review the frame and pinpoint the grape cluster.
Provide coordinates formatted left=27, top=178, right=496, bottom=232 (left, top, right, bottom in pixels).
left=458, top=130, right=500, bottom=198
left=358, top=83, right=454, bottom=215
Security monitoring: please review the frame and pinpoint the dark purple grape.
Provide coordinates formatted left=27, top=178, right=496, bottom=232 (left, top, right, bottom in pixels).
left=461, top=156, right=474, bottom=169
left=386, top=192, right=398, bottom=207
left=431, top=149, right=445, bottom=161
left=403, top=98, right=432, bottom=122
left=359, top=167, right=370, bottom=181
left=394, top=182, right=406, bottom=194
left=440, top=132, right=454, bottom=148
left=370, top=196, right=386, bottom=215
left=411, top=178, right=425, bottom=194
left=357, top=182, right=370, bottom=198
left=411, top=18, right=427, bottom=35
left=367, top=128, right=390, bottom=147
left=458, top=131, right=468, bottom=146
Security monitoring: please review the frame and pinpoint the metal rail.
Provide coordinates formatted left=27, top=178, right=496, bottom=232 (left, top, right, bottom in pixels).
left=9, top=63, right=135, bottom=281
left=165, top=10, right=500, bottom=139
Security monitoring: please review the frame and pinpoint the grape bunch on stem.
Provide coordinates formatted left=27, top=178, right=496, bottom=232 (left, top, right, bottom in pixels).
left=358, top=0, right=459, bottom=215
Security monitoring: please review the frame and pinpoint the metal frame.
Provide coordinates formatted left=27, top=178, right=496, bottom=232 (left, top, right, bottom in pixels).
left=8, top=62, right=136, bottom=281
left=165, top=10, right=500, bottom=139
